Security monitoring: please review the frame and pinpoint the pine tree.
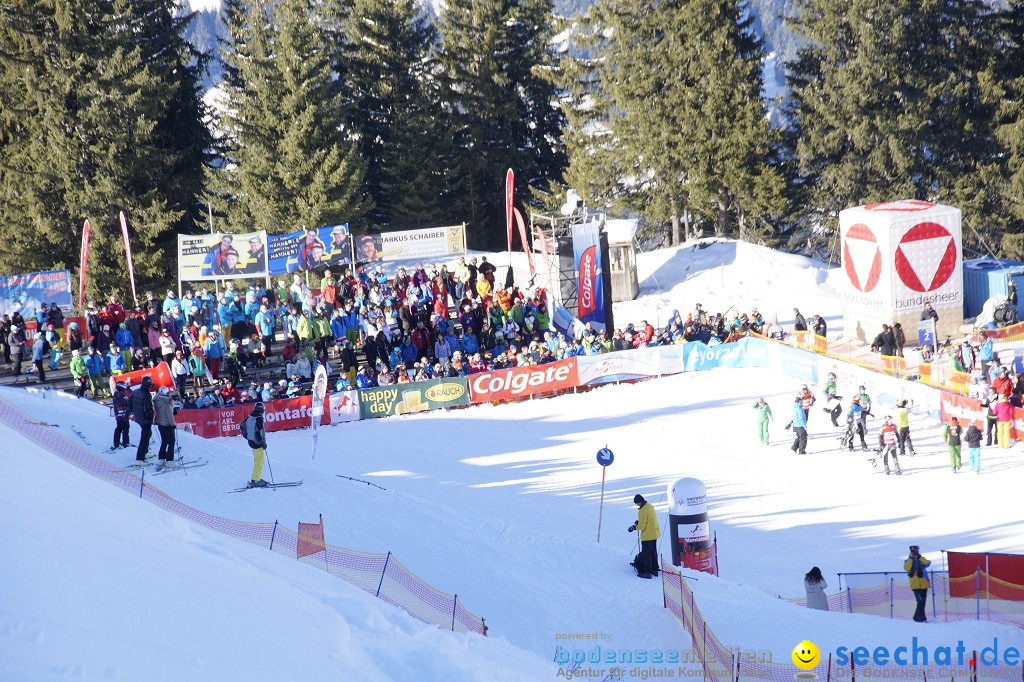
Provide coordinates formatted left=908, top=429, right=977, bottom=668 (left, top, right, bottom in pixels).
left=435, top=0, right=566, bottom=247
left=214, top=0, right=370, bottom=234
left=786, top=0, right=1000, bottom=247
left=0, top=0, right=210, bottom=303
left=561, top=0, right=785, bottom=245
left=340, top=0, right=446, bottom=228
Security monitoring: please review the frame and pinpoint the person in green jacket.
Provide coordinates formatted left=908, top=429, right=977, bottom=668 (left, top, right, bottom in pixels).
left=629, top=494, right=662, bottom=578
left=753, top=396, right=773, bottom=445
left=69, top=349, right=88, bottom=398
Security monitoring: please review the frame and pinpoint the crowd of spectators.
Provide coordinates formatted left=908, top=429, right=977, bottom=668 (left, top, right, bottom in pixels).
left=0, top=256, right=827, bottom=409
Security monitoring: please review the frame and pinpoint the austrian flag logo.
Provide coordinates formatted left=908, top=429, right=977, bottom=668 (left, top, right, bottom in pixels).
left=894, top=222, right=958, bottom=292
left=843, top=223, right=882, bottom=292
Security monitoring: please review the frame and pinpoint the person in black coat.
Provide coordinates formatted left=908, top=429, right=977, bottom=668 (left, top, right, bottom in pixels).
left=129, top=376, right=155, bottom=462
left=920, top=302, right=939, bottom=323
left=871, top=324, right=896, bottom=356
left=793, top=308, right=808, bottom=332
left=812, top=314, right=827, bottom=338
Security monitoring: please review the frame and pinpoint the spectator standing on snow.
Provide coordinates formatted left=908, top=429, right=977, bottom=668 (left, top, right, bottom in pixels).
left=904, top=545, right=931, bottom=623
left=982, top=390, right=997, bottom=446
left=995, top=394, right=1013, bottom=448
left=942, top=417, right=962, bottom=472
left=752, top=396, right=773, bottom=445
left=629, top=494, right=661, bottom=578
left=241, top=402, right=268, bottom=488
left=964, top=420, right=982, bottom=474
left=7, top=324, right=25, bottom=378
left=804, top=567, right=829, bottom=611
left=790, top=395, right=808, bottom=454
left=846, top=396, right=869, bottom=451
left=129, top=376, right=155, bottom=462
left=153, top=386, right=176, bottom=470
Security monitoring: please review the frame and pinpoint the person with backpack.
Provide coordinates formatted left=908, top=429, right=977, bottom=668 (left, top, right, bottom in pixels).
left=942, top=417, right=962, bottom=473
left=111, top=381, right=132, bottom=449
left=628, top=494, right=661, bottom=578
left=240, top=402, right=268, bottom=488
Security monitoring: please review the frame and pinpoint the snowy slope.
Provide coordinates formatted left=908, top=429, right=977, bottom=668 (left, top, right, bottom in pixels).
left=3, top=240, right=1023, bottom=680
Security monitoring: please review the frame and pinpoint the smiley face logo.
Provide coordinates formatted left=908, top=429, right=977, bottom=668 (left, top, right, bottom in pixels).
left=792, top=640, right=820, bottom=671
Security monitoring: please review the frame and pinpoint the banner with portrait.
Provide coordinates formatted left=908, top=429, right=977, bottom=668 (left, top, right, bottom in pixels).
left=0, top=270, right=73, bottom=316
left=354, top=225, right=466, bottom=264
left=177, top=232, right=269, bottom=282
left=267, top=224, right=353, bottom=276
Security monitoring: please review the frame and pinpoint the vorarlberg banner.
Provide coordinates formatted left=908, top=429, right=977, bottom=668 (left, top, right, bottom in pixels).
left=359, top=377, right=471, bottom=418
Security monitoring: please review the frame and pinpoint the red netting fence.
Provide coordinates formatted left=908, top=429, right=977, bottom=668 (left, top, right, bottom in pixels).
left=0, top=395, right=486, bottom=636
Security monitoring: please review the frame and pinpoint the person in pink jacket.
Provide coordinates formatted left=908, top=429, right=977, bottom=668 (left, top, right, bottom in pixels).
left=994, top=395, right=1014, bottom=449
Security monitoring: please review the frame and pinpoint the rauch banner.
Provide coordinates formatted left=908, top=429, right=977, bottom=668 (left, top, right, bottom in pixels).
left=359, top=377, right=470, bottom=419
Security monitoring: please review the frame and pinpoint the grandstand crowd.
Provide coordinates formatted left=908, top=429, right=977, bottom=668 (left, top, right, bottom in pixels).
left=0, top=256, right=825, bottom=407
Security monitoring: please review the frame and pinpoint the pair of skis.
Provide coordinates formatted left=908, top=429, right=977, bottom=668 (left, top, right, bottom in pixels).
left=228, top=480, right=303, bottom=493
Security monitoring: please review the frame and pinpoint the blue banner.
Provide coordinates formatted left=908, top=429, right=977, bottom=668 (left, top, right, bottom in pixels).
left=267, top=225, right=352, bottom=276
left=683, top=337, right=768, bottom=372
left=0, top=270, right=73, bottom=316
left=572, top=220, right=606, bottom=333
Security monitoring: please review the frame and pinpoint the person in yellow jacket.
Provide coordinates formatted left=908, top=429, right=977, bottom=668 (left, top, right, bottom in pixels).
left=629, top=494, right=662, bottom=578
left=903, top=545, right=931, bottom=622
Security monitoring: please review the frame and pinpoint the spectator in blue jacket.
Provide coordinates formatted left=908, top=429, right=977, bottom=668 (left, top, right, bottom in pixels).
left=400, top=336, right=417, bottom=365
left=255, top=305, right=275, bottom=358
left=106, top=344, right=127, bottom=375
left=84, top=346, right=108, bottom=398
left=790, top=395, right=808, bottom=454
left=355, top=366, right=376, bottom=389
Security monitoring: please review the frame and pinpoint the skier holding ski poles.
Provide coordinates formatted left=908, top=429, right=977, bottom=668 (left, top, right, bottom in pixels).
left=240, top=402, right=268, bottom=488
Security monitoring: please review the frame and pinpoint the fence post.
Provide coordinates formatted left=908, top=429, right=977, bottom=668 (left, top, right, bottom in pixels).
left=376, top=551, right=391, bottom=597
left=139, top=469, right=145, bottom=498
left=931, top=576, right=937, bottom=621
left=975, top=569, right=981, bottom=620
left=890, top=577, right=894, bottom=619
left=702, top=625, right=707, bottom=681
left=451, top=594, right=458, bottom=632
left=846, top=587, right=852, bottom=614
left=732, top=651, right=737, bottom=682
left=851, top=656, right=856, bottom=682
left=827, top=652, right=832, bottom=682
left=971, top=651, right=977, bottom=682
left=269, top=520, right=278, bottom=552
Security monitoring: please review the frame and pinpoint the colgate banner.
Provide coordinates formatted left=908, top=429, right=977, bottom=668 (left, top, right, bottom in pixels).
left=572, top=219, right=606, bottom=332
left=469, top=359, right=578, bottom=403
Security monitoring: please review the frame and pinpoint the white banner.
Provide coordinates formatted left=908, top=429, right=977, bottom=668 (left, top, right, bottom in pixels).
left=327, top=391, right=360, bottom=424
left=577, top=346, right=686, bottom=385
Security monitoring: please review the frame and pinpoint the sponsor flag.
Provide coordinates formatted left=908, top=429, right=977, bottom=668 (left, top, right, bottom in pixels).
left=119, top=211, right=139, bottom=306
left=505, top=168, right=515, bottom=256
left=79, top=220, right=91, bottom=308
left=572, top=220, right=606, bottom=332
left=310, top=363, right=328, bottom=463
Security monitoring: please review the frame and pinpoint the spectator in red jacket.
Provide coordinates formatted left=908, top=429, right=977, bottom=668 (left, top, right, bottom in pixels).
left=992, top=367, right=1014, bottom=398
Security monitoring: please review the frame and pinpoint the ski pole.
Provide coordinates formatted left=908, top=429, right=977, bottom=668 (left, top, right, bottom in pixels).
left=264, top=444, right=276, bottom=485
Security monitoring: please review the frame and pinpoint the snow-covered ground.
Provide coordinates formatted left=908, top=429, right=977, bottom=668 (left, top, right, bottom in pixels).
left=3, top=241, right=1022, bottom=680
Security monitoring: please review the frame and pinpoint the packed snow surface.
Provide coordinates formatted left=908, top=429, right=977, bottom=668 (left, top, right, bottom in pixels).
left=3, top=241, right=1022, bottom=680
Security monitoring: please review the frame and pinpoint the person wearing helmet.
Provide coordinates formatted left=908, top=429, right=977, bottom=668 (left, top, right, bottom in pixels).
left=877, top=415, right=902, bottom=475
left=111, top=381, right=132, bottom=450
left=894, top=399, right=917, bottom=457
left=845, top=395, right=869, bottom=451
left=153, top=385, right=177, bottom=470
left=130, top=376, right=155, bottom=462
left=856, top=385, right=872, bottom=416
left=800, top=384, right=816, bottom=424
left=240, top=402, right=268, bottom=487
left=790, top=395, right=808, bottom=455
left=822, top=372, right=842, bottom=427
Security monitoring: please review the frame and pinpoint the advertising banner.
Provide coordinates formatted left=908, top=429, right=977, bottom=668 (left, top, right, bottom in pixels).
left=469, top=359, right=578, bottom=403
left=267, top=225, right=353, bottom=276
left=327, top=390, right=360, bottom=424
left=938, top=391, right=985, bottom=430
left=176, top=395, right=338, bottom=438
left=359, top=377, right=471, bottom=418
left=111, top=362, right=174, bottom=395
left=353, top=225, right=465, bottom=264
left=577, top=345, right=688, bottom=385
left=684, top=337, right=769, bottom=372
left=572, top=219, right=606, bottom=333
left=0, top=270, right=73, bottom=317
left=177, top=231, right=269, bottom=282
